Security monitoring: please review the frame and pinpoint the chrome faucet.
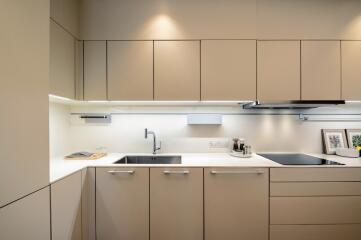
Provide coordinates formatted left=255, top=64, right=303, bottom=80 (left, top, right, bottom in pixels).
left=144, top=128, right=161, bottom=154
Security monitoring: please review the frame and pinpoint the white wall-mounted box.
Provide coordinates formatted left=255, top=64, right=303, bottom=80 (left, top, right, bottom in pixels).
left=187, top=114, right=223, bottom=125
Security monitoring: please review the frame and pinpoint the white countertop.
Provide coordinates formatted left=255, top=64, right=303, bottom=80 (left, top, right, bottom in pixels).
left=50, top=152, right=361, bottom=183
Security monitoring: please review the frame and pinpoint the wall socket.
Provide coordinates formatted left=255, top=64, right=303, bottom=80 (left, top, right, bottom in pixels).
left=208, top=140, right=229, bottom=149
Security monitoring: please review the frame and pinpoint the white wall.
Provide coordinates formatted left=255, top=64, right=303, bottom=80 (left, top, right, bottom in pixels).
left=49, top=102, right=361, bottom=157
left=80, top=0, right=361, bottom=40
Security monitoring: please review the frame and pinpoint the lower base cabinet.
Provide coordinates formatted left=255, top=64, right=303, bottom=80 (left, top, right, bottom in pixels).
left=96, top=168, right=149, bottom=240
left=0, top=187, right=51, bottom=240
left=150, top=168, right=203, bottom=240
left=204, top=168, right=269, bottom=240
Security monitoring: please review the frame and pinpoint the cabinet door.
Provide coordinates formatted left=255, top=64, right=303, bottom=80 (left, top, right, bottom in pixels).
left=257, top=41, right=300, bottom=101
left=50, top=20, right=75, bottom=99
left=51, top=172, right=82, bottom=240
left=0, top=187, right=50, bottom=240
left=301, top=41, right=341, bottom=100
left=108, top=41, right=153, bottom=100
left=201, top=40, right=256, bottom=100
left=204, top=168, right=269, bottom=240
left=154, top=41, right=200, bottom=100
left=150, top=168, right=203, bottom=240
left=341, top=41, right=361, bottom=100
left=96, top=168, right=149, bottom=240
left=84, top=41, right=107, bottom=100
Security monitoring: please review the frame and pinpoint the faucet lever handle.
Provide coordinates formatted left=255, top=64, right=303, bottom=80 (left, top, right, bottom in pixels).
left=157, top=141, right=162, bottom=150
left=144, top=128, right=148, bottom=138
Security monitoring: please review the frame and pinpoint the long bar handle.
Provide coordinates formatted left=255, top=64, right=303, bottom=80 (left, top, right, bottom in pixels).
left=163, top=170, right=190, bottom=175
left=108, top=170, right=135, bottom=175
left=210, top=170, right=264, bottom=175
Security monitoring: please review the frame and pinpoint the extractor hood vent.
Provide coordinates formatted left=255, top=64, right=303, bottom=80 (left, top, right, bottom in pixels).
left=242, top=100, right=345, bottom=110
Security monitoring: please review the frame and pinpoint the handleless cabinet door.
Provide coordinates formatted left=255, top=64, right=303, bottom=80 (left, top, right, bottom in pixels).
left=0, top=187, right=50, bottom=240
left=201, top=40, right=256, bottom=100
left=257, top=41, right=300, bottom=101
left=154, top=41, right=200, bottom=100
left=204, top=168, right=269, bottom=240
left=108, top=41, right=153, bottom=100
left=341, top=41, right=361, bottom=100
left=84, top=41, right=107, bottom=100
left=51, top=172, right=82, bottom=240
left=96, top=168, right=149, bottom=240
left=50, top=20, right=76, bottom=99
left=301, top=41, right=341, bottom=100
left=150, top=168, right=203, bottom=240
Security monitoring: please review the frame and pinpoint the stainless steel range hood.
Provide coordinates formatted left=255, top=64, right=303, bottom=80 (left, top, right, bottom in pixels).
left=242, top=100, right=345, bottom=109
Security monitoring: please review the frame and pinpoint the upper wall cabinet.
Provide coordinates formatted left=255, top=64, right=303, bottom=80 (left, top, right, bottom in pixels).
left=341, top=41, right=361, bottom=100
left=201, top=40, right=256, bottom=101
left=154, top=41, right=200, bottom=101
left=257, top=41, right=300, bottom=101
left=108, top=41, right=153, bottom=100
left=301, top=41, right=341, bottom=100
left=50, top=20, right=76, bottom=99
left=84, top=41, right=107, bottom=100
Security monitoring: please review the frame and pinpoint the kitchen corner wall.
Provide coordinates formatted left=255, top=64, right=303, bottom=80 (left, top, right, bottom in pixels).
left=50, top=102, right=361, bottom=158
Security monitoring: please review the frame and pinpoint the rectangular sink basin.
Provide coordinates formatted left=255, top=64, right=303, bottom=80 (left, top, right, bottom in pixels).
left=114, top=155, right=182, bottom=164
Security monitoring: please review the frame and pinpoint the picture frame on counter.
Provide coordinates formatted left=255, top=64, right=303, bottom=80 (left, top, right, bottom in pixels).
left=322, top=129, right=348, bottom=155
left=346, top=129, right=361, bottom=149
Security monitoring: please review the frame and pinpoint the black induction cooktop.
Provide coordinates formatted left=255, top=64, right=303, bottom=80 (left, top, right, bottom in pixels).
left=258, top=153, right=345, bottom=165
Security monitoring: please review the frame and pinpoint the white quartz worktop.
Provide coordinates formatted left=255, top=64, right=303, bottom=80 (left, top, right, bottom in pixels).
left=50, top=152, right=361, bottom=183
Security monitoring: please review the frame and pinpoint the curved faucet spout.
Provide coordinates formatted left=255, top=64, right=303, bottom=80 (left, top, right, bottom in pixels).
left=144, top=128, right=161, bottom=154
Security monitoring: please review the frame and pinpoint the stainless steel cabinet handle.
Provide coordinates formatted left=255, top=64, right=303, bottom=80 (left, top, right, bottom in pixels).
left=108, top=170, right=135, bottom=175
left=163, top=170, right=190, bottom=175
left=210, top=170, right=264, bottom=175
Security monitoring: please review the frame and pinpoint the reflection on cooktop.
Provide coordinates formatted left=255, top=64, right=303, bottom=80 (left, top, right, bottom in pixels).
left=258, top=153, right=345, bottom=165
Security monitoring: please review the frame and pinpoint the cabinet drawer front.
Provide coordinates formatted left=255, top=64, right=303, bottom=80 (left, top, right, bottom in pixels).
left=271, top=168, right=361, bottom=182
left=271, top=182, right=361, bottom=196
left=96, top=168, right=149, bottom=240
left=205, top=168, right=269, bottom=240
left=271, top=225, right=361, bottom=240
left=150, top=168, right=203, bottom=240
left=271, top=196, right=361, bottom=224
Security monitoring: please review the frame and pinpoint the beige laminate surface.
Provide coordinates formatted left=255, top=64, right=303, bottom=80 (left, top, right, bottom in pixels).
left=96, top=168, right=149, bottom=240
left=154, top=41, right=200, bottom=100
left=0, top=187, right=50, bottom=240
left=201, top=40, right=256, bottom=100
left=81, top=168, right=96, bottom=240
left=50, top=0, right=80, bottom=38
left=341, top=41, right=361, bottom=100
left=204, top=168, right=269, bottom=240
left=257, top=41, right=300, bottom=101
left=0, top=0, right=49, bottom=207
left=107, top=41, right=153, bottom=100
left=301, top=41, right=341, bottom=100
left=51, top=172, right=82, bottom=240
left=270, top=224, right=361, bottom=240
left=75, top=40, right=84, bottom=100
left=84, top=41, right=107, bottom=100
left=50, top=20, right=76, bottom=99
left=150, top=168, right=203, bottom=240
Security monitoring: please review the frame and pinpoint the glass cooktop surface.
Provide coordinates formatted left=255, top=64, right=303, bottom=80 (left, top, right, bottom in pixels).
left=258, top=153, right=345, bottom=165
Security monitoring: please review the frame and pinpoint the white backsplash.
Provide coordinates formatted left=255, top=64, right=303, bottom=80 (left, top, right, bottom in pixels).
left=49, top=102, right=361, bottom=158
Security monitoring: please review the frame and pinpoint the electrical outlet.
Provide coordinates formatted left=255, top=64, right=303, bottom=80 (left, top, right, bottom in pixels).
left=209, top=140, right=229, bottom=149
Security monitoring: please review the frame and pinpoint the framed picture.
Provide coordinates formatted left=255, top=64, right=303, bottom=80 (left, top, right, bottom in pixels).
left=322, top=129, right=348, bottom=154
left=346, top=129, right=361, bottom=149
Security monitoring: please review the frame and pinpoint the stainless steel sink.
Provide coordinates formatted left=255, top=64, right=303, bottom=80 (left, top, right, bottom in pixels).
left=114, top=155, right=182, bottom=164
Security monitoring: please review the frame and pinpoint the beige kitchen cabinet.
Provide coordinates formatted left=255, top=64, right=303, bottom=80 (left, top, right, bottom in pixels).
left=108, top=41, right=153, bottom=100
left=0, top=0, right=49, bottom=207
left=154, top=41, right=200, bottom=100
left=204, top=168, right=269, bottom=240
left=96, top=168, right=149, bottom=240
left=301, top=41, right=341, bottom=100
left=150, top=168, right=203, bottom=240
left=201, top=40, right=256, bottom=100
left=75, top=41, right=84, bottom=100
left=51, top=171, right=82, bottom=240
left=84, top=41, right=107, bottom=100
left=257, top=41, right=300, bottom=101
left=0, top=187, right=50, bottom=240
left=81, top=168, right=96, bottom=240
left=50, top=20, right=76, bottom=99
left=341, top=41, right=361, bottom=100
